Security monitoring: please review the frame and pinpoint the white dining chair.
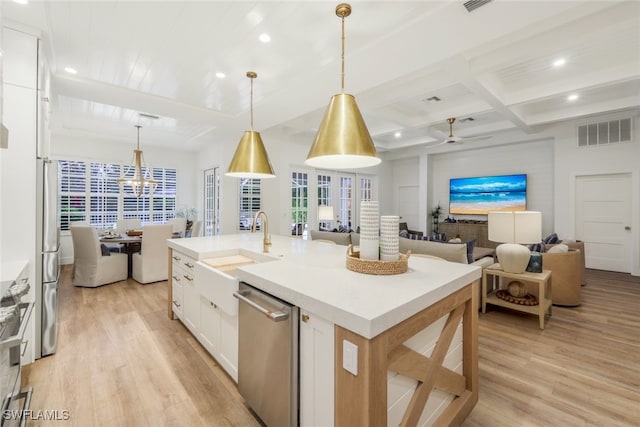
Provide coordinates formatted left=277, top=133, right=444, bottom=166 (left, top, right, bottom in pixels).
left=116, top=218, right=142, bottom=233
left=70, top=225, right=128, bottom=287
left=132, top=224, right=173, bottom=284
left=189, top=220, right=202, bottom=237
left=168, top=218, right=187, bottom=237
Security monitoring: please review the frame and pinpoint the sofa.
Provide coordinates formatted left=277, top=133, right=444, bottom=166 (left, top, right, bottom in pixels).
left=309, top=230, right=494, bottom=309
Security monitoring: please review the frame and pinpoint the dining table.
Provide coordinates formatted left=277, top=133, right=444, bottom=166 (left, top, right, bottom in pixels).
left=99, top=234, right=142, bottom=276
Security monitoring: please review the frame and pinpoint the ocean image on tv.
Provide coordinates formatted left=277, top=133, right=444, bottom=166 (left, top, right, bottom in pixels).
left=450, top=174, right=527, bottom=214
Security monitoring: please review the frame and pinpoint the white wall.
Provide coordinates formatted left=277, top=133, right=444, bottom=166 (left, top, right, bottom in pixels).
left=53, top=135, right=198, bottom=264
left=429, top=140, right=555, bottom=237
left=549, top=114, right=640, bottom=276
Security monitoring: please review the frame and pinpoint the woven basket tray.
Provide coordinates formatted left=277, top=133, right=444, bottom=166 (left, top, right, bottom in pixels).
left=345, top=244, right=410, bottom=275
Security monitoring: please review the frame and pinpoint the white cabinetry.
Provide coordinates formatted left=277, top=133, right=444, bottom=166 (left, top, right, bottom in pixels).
left=299, top=309, right=334, bottom=427
left=198, top=295, right=239, bottom=382
left=171, top=252, right=186, bottom=320
left=1, top=26, right=40, bottom=365
left=172, top=251, right=198, bottom=334
left=171, top=251, right=239, bottom=382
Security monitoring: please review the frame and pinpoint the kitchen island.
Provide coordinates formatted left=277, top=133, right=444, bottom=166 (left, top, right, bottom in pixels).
left=167, top=234, right=480, bottom=427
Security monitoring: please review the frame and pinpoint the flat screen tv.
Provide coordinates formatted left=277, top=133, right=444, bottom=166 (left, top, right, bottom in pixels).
left=449, top=174, right=527, bottom=215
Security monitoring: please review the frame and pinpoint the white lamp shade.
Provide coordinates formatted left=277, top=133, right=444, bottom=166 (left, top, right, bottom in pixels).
left=318, top=205, right=334, bottom=221
left=488, top=211, right=541, bottom=244
left=489, top=211, right=542, bottom=274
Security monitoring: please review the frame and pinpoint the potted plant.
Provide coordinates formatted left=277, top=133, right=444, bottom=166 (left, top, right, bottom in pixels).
left=431, top=204, right=442, bottom=234
left=176, top=207, right=197, bottom=230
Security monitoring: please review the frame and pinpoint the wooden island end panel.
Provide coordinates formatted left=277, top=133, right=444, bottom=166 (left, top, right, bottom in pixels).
left=335, top=281, right=479, bottom=427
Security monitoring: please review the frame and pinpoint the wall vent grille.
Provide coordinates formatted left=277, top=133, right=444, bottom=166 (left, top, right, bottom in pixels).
left=577, top=118, right=632, bottom=147
left=463, top=0, right=493, bottom=13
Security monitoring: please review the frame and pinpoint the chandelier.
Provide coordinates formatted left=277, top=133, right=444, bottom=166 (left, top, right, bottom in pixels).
left=117, top=125, right=158, bottom=197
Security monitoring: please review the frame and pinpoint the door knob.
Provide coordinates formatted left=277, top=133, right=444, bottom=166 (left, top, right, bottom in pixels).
left=301, top=314, right=310, bottom=323
left=625, top=226, right=631, bottom=231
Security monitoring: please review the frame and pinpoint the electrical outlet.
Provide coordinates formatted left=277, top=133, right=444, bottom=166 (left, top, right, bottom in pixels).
left=342, top=339, right=358, bottom=376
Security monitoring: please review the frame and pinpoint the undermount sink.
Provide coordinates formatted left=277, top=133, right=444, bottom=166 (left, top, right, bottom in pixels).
left=200, top=248, right=279, bottom=278
left=195, top=249, right=281, bottom=316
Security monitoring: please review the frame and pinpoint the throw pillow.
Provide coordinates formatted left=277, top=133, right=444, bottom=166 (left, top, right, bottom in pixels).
left=100, top=243, right=111, bottom=256
left=399, top=230, right=410, bottom=238
left=547, top=243, right=569, bottom=253
left=529, top=242, right=546, bottom=253
left=543, top=233, right=559, bottom=244
left=526, top=251, right=543, bottom=273
left=464, top=239, right=476, bottom=264
left=443, top=238, right=475, bottom=263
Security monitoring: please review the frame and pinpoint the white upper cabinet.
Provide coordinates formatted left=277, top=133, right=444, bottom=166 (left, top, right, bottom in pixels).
left=3, top=27, right=38, bottom=89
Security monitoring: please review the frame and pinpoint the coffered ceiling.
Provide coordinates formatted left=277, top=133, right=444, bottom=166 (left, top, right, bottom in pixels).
left=3, top=0, right=639, bottom=153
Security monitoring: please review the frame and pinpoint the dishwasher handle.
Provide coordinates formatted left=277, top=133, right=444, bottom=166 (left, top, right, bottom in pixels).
left=233, top=290, right=289, bottom=322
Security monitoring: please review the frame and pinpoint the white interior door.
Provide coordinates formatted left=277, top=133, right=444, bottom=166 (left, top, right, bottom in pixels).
left=575, top=173, right=632, bottom=273
left=397, top=185, right=419, bottom=230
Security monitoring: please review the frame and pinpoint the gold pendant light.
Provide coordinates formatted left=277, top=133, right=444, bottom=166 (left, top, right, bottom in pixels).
left=117, top=125, right=158, bottom=197
left=305, top=3, right=381, bottom=169
left=226, top=71, right=276, bottom=179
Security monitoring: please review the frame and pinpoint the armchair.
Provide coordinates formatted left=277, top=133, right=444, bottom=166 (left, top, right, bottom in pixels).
left=70, top=225, right=128, bottom=287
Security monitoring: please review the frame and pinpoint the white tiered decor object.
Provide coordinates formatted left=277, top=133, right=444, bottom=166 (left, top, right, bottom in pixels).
left=380, top=216, right=400, bottom=261
left=359, top=201, right=379, bottom=260
left=488, top=211, right=542, bottom=274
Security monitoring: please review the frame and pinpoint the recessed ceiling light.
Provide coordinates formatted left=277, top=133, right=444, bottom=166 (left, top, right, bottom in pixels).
left=394, top=132, right=402, bottom=138
left=13, top=0, right=29, bottom=5
left=567, top=94, right=579, bottom=101
left=259, top=33, right=271, bottom=43
left=215, top=72, right=226, bottom=79
left=64, top=67, right=78, bottom=75
left=553, top=58, right=566, bottom=67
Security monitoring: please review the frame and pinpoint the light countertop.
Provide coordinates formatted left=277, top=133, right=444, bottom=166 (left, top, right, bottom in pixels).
left=168, top=234, right=480, bottom=339
left=0, top=260, right=29, bottom=297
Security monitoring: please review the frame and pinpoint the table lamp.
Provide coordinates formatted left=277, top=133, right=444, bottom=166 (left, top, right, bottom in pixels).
left=318, top=205, right=334, bottom=229
left=488, top=211, right=542, bottom=274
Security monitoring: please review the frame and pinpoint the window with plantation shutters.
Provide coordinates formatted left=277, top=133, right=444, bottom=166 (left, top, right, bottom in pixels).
left=58, top=160, right=87, bottom=230
left=151, top=167, right=177, bottom=224
left=58, top=159, right=177, bottom=230
left=90, top=162, right=120, bottom=229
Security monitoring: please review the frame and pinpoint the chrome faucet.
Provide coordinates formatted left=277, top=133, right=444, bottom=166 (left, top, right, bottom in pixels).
left=251, top=210, right=271, bottom=253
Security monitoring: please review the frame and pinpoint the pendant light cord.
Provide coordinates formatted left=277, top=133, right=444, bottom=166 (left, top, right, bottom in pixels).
left=250, top=76, right=254, bottom=130
left=341, top=14, right=345, bottom=92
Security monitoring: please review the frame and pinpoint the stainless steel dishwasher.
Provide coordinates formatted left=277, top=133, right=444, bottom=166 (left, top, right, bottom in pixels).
left=234, top=282, right=299, bottom=427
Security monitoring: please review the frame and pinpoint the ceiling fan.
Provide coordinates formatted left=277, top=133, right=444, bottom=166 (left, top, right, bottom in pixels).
left=427, top=117, right=491, bottom=146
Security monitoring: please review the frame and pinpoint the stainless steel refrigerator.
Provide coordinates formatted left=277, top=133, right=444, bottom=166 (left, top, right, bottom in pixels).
left=35, top=157, right=60, bottom=358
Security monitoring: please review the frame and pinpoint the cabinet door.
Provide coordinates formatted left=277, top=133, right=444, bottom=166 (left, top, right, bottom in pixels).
left=300, top=310, right=334, bottom=427
left=199, top=296, right=220, bottom=356
left=218, top=309, right=238, bottom=383
left=182, top=268, right=199, bottom=334
left=171, top=278, right=183, bottom=320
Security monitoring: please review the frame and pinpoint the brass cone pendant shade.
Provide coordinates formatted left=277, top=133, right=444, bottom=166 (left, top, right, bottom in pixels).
left=117, top=125, right=158, bottom=197
left=226, top=71, right=276, bottom=179
left=305, top=93, right=380, bottom=169
left=226, top=130, right=275, bottom=178
left=305, top=3, right=380, bottom=169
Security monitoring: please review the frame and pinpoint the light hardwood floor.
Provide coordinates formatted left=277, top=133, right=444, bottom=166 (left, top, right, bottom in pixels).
left=23, top=267, right=639, bottom=426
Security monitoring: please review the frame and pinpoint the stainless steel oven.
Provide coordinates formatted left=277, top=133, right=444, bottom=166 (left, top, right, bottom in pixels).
left=0, top=280, right=34, bottom=427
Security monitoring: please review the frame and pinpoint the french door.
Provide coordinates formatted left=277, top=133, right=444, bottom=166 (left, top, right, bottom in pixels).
left=203, top=167, right=221, bottom=236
